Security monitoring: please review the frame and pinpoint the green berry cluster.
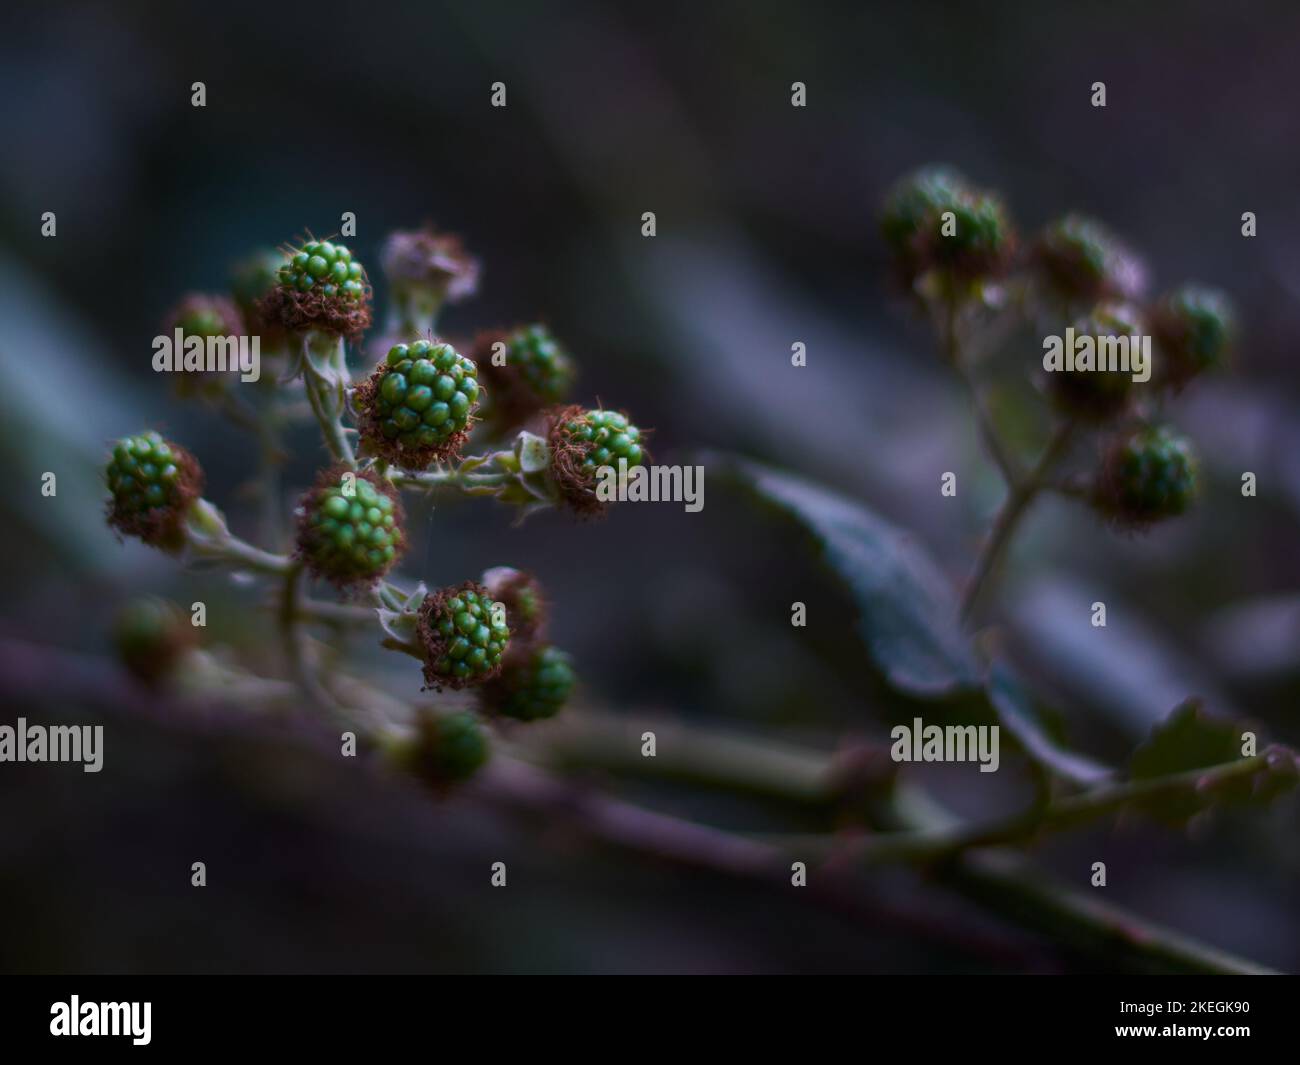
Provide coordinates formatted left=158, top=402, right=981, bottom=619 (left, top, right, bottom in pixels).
left=402, top=710, right=490, bottom=789
left=1034, top=214, right=1146, bottom=305
left=105, top=431, right=203, bottom=548
left=1153, top=285, right=1235, bottom=388
left=491, top=324, right=576, bottom=401
left=561, top=408, right=645, bottom=472
left=113, top=597, right=197, bottom=685
left=231, top=248, right=286, bottom=323
left=486, top=645, right=576, bottom=722
left=358, top=340, right=480, bottom=466
left=880, top=165, right=1015, bottom=283
left=482, top=567, right=546, bottom=642
left=296, top=468, right=405, bottom=588
left=169, top=293, right=243, bottom=338
left=417, top=582, right=512, bottom=690
left=1047, top=302, right=1146, bottom=421
left=1095, top=425, right=1199, bottom=526
left=547, top=405, right=649, bottom=514
left=277, top=240, right=366, bottom=302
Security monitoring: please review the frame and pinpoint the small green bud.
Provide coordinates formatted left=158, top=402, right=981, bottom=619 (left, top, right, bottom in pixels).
left=1046, top=302, right=1146, bottom=422
left=112, top=597, right=198, bottom=685
left=483, top=644, right=576, bottom=722
left=295, top=466, right=405, bottom=589
left=1151, top=284, right=1236, bottom=389
left=476, top=324, right=577, bottom=430
left=1093, top=424, right=1199, bottom=528
left=481, top=566, right=547, bottom=643
left=104, top=431, right=204, bottom=551
left=1034, top=214, right=1147, bottom=305
left=880, top=165, right=1015, bottom=283
left=398, top=710, right=490, bottom=789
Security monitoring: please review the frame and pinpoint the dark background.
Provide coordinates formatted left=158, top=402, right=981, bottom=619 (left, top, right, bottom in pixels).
left=1, top=0, right=1297, bottom=973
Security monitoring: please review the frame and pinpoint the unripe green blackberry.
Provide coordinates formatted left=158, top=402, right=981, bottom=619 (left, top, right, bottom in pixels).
left=400, top=710, right=490, bottom=790
left=295, top=466, right=405, bottom=589
left=258, top=238, right=372, bottom=338
left=112, top=597, right=198, bottom=685
left=166, top=293, right=244, bottom=339
left=880, top=166, right=1015, bottom=283
left=356, top=339, right=481, bottom=468
left=1094, top=425, right=1199, bottom=528
left=416, top=581, right=512, bottom=690
left=1151, top=284, right=1236, bottom=389
left=476, top=324, right=577, bottom=429
left=482, top=566, right=547, bottom=643
left=546, top=405, right=648, bottom=515
left=104, top=431, right=204, bottom=551
left=1046, top=302, right=1146, bottom=422
left=230, top=248, right=290, bottom=342
left=483, top=644, right=576, bottom=722
left=1034, top=214, right=1147, bottom=305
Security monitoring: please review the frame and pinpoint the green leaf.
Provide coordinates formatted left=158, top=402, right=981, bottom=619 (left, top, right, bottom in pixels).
left=1128, top=699, right=1297, bottom=823
left=716, top=455, right=981, bottom=696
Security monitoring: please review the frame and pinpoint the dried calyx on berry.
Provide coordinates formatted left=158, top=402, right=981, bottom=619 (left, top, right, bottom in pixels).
left=356, top=339, right=481, bottom=468
left=545, top=405, right=648, bottom=515
left=481, top=566, right=547, bottom=643
left=295, top=466, right=405, bottom=589
left=258, top=238, right=371, bottom=338
left=1093, top=424, right=1199, bottom=528
left=381, top=227, right=479, bottom=332
left=112, top=597, right=198, bottom=686
left=105, top=431, right=204, bottom=551
left=416, top=581, right=512, bottom=690
left=1046, top=301, right=1146, bottom=422
left=1151, top=284, right=1235, bottom=390
left=397, top=710, right=490, bottom=790
left=880, top=165, right=1015, bottom=285
left=481, top=644, right=576, bottom=722
left=476, top=324, right=577, bottom=430
left=1033, top=214, right=1147, bottom=307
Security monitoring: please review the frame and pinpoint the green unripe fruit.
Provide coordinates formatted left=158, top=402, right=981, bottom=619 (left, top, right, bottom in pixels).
left=1046, top=302, right=1146, bottom=422
left=880, top=165, right=1015, bottom=283
left=484, top=645, right=576, bottom=722
left=1094, top=425, right=1199, bottom=528
left=104, top=431, right=204, bottom=550
left=401, top=710, right=490, bottom=789
left=481, top=567, right=547, bottom=642
left=166, top=293, right=244, bottom=339
left=112, top=597, right=198, bottom=685
left=476, top=324, right=578, bottom=429
left=295, top=466, right=405, bottom=588
left=1034, top=214, right=1147, bottom=306
left=546, top=405, right=649, bottom=515
left=358, top=340, right=480, bottom=468
left=417, top=581, right=512, bottom=690
left=1152, top=285, right=1236, bottom=389
left=258, top=236, right=372, bottom=337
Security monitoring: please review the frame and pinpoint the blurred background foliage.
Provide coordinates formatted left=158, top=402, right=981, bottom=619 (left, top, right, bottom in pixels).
left=0, top=0, right=1297, bottom=972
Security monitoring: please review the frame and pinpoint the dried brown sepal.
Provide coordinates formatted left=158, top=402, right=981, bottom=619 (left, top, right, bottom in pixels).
left=257, top=284, right=373, bottom=340
left=416, top=580, right=504, bottom=692
left=105, top=445, right=203, bottom=554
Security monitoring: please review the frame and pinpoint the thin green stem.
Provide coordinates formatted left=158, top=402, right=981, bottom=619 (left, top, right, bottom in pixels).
left=301, top=332, right=355, bottom=467
left=960, top=420, right=1076, bottom=623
